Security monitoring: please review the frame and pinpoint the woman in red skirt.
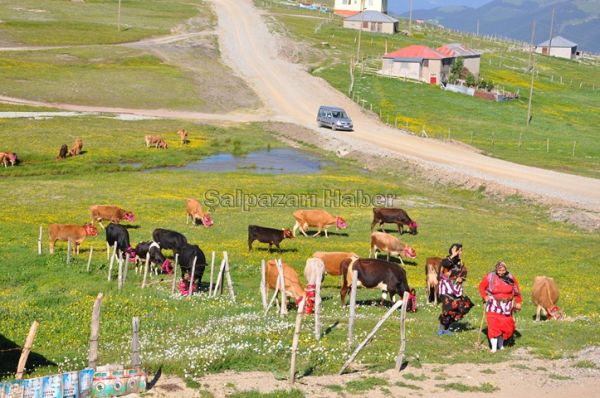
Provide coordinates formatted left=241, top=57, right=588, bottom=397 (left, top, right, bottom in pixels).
left=479, top=261, right=522, bottom=352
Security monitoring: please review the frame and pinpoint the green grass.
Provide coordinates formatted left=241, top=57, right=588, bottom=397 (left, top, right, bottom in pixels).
left=436, top=382, right=498, bottom=393
left=573, top=360, right=597, bottom=369
left=0, top=47, right=206, bottom=110
left=228, top=390, right=305, bottom=398
left=0, top=117, right=599, bottom=382
left=345, top=377, right=388, bottom=393
left=402, top=372, right=428, bottom=381
left=259, top=4, right=600, bottom=178
left=394, top=381, right=422, bottom=390
left=0, top=0, right=209, bottom=46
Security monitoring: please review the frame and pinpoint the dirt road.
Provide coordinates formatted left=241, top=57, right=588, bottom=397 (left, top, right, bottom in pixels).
left=211, top=0, right=600, bottom=211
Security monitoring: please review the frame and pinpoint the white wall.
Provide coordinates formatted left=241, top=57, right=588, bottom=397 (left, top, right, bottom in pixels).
left=335, top=0, right=387, bottom=13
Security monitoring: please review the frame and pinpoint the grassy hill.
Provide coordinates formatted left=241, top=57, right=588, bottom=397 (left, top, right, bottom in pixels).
left=259, top=2, right=600, bottom=178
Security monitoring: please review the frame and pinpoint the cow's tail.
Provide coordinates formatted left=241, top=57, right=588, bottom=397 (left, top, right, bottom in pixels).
left=345, top=256, right=359, bottom=286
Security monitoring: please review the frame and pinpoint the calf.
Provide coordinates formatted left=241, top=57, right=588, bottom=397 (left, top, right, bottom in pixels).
left=371, top=208, right=418, bottom=235
left=56, top=144, right=68, bottom=160
left=177, top=128, right=188, bottom=145
left=134, top=241, right=172, bottom=274
left=186, top=198, right=213, bottom=227
left=0, top=152, right=17, bottom=167
left=369, top=232, right=417, bottom=265
left=48, top=223, right=98, bottom=254
left=425, top=256, right=442, bottom=304
left=311, top=251, right=358, bottom=276
left=532, top=276, right=565, bottom=321
left=105, top=223, right=135, bottom=259
left=340, top=257, right=411, bottom=306
left=178, top=243, right=207, bottom=286
left=292, top=209, right=347, bottom=238
left=90, top=205, right=135, bottom=229
left=69, top=137, right=83, bottom=156
left=152, top=228, right=188, bottom=254
left=266, top=260, right=305, bottom=303
left=248, top=225, right=293, bottom=252
left=144, top=135, right=168, bottom=149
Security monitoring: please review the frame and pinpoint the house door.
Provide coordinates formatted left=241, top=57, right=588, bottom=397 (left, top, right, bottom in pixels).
left=430, top=75, right=437, bottom=85
left=542, top=47, right=548, bottom=55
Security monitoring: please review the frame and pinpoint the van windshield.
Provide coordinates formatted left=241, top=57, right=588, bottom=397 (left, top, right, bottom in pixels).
left=331, top=111, right=347, bottom=119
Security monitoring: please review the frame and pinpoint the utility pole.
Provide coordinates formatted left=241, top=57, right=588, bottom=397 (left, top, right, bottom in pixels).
left=476, top=18, right=480, bottom=36
left=526, top=20, right=536, bottom=127
left=547, top=7, right=555, bottom=55
left=408, top=0, right=413, bottom=35
left=117, top=0, right=122, bottom=32
left=349, top=0, right=365, bottom=95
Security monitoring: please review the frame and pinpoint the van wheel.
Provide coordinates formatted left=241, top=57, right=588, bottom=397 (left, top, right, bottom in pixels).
left=332, top=124, right=337, bottom=131
left=318, top=122, right=323, bottom=128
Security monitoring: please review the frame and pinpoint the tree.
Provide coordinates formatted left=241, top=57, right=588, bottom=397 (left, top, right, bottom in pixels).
left=450, top=58, right=464, bottom=82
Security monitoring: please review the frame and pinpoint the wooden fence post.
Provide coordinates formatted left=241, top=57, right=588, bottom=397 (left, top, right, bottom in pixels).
left=15, top=320, right=40, bottom=379
left=348, top=270, right=358, bottom=347
left=141, top=252, right=150, bottom=288
left=289, top=298, right=306, bottom=385
left=108, top=242, right=117, bottom=281
left=171, top=253, right=179, bottom=295
left=572, top=141, right=576, bottom=157
left=87, top=247, right=94, bottom=273
left=131, top=317, right=141, bottom=370
left=223, top=252, right=236, bottom=302
left=209, top=251, right=215, bottom=295
left=212, top=258, right=226, bottom=297
left=339, top=298, right=405, bottom=375
left=118, top=255, right=123, bottom=291
left=38, top=225, right=43, bottom=256
left=67, top=239, right=72, bottom=264
left=314, top=266, right=322, bottom=341
left=188, top=256, right=197, bottom=297
left=260, top=260, right=268, bottom=310
left=278, top=259, right=287, bottom=316
left=123, top=252, right=129, bottom=283
left=88, top=293, right=103, bottom=369
left=265, top=275, right=281, bottom=316
left=395, top=291, right=410, bottom=371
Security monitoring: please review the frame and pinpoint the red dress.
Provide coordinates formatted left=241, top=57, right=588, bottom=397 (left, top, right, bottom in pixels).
left=478, top=272, right=522, bottom=340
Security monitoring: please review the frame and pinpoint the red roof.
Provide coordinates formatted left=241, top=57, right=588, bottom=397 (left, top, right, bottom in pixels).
left=383, top=45, right=447, bottom=60
left=334, top=10, right=359, bottom=17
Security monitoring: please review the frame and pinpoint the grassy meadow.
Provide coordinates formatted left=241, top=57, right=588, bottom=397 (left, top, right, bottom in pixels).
left=259, top=2, right=600, bottom=178
left=0, top=0, right=208, bottom=46
left=0, top=115, right=599, bottom=382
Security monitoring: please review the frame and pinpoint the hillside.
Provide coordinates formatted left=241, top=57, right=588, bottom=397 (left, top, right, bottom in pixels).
left=399, top=0, right=600, bottom=53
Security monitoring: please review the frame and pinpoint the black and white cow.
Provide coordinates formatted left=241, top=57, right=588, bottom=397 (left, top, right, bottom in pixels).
left=339, top=258, right=411, bottom=306
left=134, top=241, right=172, bottom=274
left=152, top=228, right=188, bottom=254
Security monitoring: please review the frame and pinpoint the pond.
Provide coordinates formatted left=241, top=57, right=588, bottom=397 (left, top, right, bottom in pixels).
left=172, top=148, right=327, bottom=174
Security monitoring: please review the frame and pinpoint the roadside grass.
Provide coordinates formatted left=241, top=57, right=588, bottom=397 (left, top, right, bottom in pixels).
left=345, top=377, right=388, bottom=393
left=0, top=47, right=206, bottom=110
left=228, top=389, right=305, bottom=398
left=394, top=381, right=422, bottom=390
left=0, top=0, right=208, bottom=46
left=0, top=118, right=599, bottom=381
left=436, top=382, right=498, bottom=393
left=573, top=360, right=597, bottom=369
left=402, top=372, right=428, bottom=381
left=259, top=3, right=600, bottom=178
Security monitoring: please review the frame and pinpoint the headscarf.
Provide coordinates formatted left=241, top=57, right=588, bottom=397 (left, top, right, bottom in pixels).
left=495, top=261, right=513, bottom=284
left=448, top=243, right=463, bottom=256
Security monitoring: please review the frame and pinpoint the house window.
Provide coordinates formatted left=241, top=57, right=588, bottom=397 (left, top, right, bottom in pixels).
left=423, top=60, right=429, bottom=67
left=363, top=21, right=368, bottom=28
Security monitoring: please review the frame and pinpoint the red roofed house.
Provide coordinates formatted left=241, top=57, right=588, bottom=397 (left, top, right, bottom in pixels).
left=334, top=0, right=388, bottom=17
left=381, top=45, right=452, bottom=84
left=437, top=43, right=481, bottom=78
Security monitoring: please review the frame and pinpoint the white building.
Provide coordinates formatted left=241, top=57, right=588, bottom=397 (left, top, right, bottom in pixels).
left=334, top=0, right=388, bottom=17
left=535, top=36, right=578, bottom=60
left=343, top=10, right=398, bottom=34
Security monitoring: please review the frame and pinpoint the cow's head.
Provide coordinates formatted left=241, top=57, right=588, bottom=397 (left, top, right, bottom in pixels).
left=84, top=224, right=98, bottom=237
left=160, top=141, right=168, bottom=149
left=9, top=153, right=17, bottom=165
left=202, top=214, right=214, bottom=227
left=547, top=306, right=565, bottom=320
left=408, top=221, right=418, bottom=235
left=282, top=228, right=294, bottom=239
left=126, top=247, right=137, bottom=260
left=336, top=216, right=347, bottom=229
left=402, top=245, right=417, bottom=259
left=162, top=259, right=173, bottom=274
left=124, top=212, right=136, bottom=222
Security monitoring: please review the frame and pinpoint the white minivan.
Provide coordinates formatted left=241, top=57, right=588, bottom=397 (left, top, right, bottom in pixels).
left=317, top=106, right=353, bottom=131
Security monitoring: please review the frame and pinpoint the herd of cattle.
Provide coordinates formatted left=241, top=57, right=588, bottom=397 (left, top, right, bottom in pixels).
left=46, top=198, right=563, bottom=320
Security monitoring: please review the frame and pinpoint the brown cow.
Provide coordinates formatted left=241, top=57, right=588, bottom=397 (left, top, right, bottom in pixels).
left=48, top=223, right=98, bottom=254
left=292, top=209, right=347, bottom=238
left=311, top=251, right=359, bottom=276
left=532, top=276, right=565, bottom=321
left=90, top=205, right=136, bottom=229
left=0, top=152, right=17, bottom=167
left=186, top=198, right=213, bottom=227
left=369, top=232, right=416, bottom=265
left=177, top=128, right=188, bottom=145
left=425, top=256, right=442, bottom=304
left=266, top=259, right=305, bottom=304
left=144, top=135, right=168, bottom=149
left=56, top=144, right=68, bottom=160
left=69, top=137, right=83, bottom=156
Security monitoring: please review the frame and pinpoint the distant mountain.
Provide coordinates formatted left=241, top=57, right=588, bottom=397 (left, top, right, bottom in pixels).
left=398, top=0, right=600, bottom=53
left=388, top=0, right=492, bottom=14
